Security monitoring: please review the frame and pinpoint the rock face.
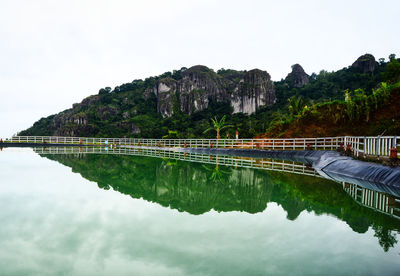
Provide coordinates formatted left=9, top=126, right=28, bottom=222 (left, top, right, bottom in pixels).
left=130, top=123, right=141, bottom=134
left=150, top=65, right=276, bottom=117
left=351, top=54, right=378, bottom=73
left=285, top=64, right=309, bottom=88
left=151, top=78, right=178, bottom=117
left=52, top=111, right=91, bottom=137
left=231, top=69, right=276, bottom=114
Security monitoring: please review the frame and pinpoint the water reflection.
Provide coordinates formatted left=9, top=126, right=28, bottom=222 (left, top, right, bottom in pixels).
left=343, top=182, right=400, bottom=220
left=32, top=146, right=400, bottom=253
left=34, top=146, right=320, bottom=176
left=342, top=182, right=400, bottom=252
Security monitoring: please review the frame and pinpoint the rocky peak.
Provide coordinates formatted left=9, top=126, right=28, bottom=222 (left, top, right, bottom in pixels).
left=285, top=64, right=309, bottom=88
left=178, top=65, right=226, bottom=115
left=183, top=65, right=213, bottom=75
left=351, top=54, right=378, bottom=73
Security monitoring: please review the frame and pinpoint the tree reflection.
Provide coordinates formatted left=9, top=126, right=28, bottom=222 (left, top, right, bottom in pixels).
left=202, top=156, right=232, bottom=184
left=373, top=225, right=398, bottom=252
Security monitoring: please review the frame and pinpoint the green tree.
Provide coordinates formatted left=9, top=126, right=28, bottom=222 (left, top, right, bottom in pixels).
left=203, top=115, right=233, bottom=139
left=383, top=59, right=400, bottom=84
left=345, top=90, right=355, bottom=121
left=162, top=130, right=178, bottom=139
left=98, top=87, right=112, bottom=95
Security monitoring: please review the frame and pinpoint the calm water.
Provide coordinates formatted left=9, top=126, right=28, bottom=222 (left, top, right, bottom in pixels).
left=0, top=147, right=399, bottom=276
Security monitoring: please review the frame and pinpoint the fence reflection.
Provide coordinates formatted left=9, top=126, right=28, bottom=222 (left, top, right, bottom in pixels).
left=343, top=182, right=400, bottom=220
left=33, top=146, right=320, bottom=177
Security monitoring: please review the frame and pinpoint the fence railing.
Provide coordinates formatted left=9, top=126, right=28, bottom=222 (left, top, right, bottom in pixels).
left=2, top=135, right=399, bottom=158
left=4, top=135, right=344, bottom=150
left=344, top=136, right=399, bottom=158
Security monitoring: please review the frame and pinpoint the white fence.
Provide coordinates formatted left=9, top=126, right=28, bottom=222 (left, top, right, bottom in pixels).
left=344, top=136, right=399, bottom=158
left=2, top=135, right=399, bottom=158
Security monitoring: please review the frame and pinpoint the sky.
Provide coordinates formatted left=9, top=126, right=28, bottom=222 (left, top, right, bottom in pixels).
left=0, top=0, right=399, bottom=137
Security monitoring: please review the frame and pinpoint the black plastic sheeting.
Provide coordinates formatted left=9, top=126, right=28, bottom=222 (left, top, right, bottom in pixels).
left=181, top=147, right=400, bottom=197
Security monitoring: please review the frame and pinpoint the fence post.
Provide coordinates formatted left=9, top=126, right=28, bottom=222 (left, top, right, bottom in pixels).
left=377, top=136, right=380, bottom=157
left=365, top=137, right=368, bottom=155
left=356, top=137, right=359, bottom=157
left=370, top=137, right=372, bottom=155
left=383, top=138, right=386, bottom=156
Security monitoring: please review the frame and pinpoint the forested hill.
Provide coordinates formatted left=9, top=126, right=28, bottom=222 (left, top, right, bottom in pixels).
left=266, top=82, right=400, bottom=137
left=20, top=53, right=400, bottom=138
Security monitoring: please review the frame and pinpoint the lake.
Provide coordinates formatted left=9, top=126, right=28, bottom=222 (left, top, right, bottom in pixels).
left=0, top=147, right=399, bottom=275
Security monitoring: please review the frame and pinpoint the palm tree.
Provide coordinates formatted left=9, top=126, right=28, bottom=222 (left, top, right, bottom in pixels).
left=288, top=96, right=304, bottom=116
left=203, top=115, right=233, bottom=139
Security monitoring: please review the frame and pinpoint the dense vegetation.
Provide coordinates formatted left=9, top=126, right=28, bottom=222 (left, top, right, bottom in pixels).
left=20, top=54, right=400, bottom=138
left=268, top=81, right=400, bottom=137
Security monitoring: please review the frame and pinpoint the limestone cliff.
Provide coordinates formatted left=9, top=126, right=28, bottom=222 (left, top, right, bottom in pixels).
left=231, top=69, right=276, bottom=114
left=150, top=65, right=276, bottom=117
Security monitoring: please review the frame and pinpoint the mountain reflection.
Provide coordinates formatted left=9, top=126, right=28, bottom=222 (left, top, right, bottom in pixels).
left=36, top=147, right=400, bottom=252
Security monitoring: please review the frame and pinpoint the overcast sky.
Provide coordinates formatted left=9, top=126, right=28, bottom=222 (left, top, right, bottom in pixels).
left=0, top=0, right=398, bottom=137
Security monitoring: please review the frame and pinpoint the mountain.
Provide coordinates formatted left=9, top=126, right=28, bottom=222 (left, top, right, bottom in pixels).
left=19, top=53, right=399, bottom=138
left=20, top=65, right=275, bottom=138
